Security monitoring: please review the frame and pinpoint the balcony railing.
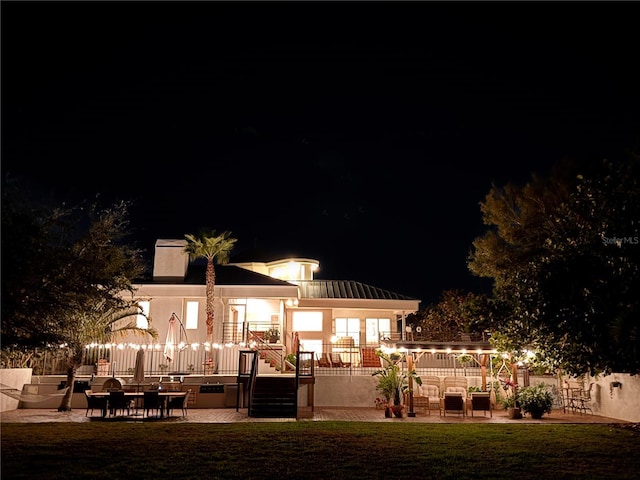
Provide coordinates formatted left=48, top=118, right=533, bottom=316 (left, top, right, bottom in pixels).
left=6, top=343, right=489, bottom=378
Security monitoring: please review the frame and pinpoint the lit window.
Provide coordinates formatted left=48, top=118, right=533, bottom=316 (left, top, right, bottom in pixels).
left=366, top=318, right=390, bottom=342
left=292, top=311, right=322, bottom=331
left=300, top=339, right=322, bottom=359
left=137, top=301, right=150, bottom=329
left=335, top=317, right=360, bottom=344
left=186, top=301, right=199, bottom=329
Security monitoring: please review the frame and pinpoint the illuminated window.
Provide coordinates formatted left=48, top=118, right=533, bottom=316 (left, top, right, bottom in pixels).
left=366, top=318, right=391, bottom=342
left=185, top=301, right=199, bottom=329
left=335, top=317, right=360, bottom=344
left=136, top=301, right=150, bottom=329
left=300, top=339, right=322, bottom=359
left=292, top=311, right=322, bottom=331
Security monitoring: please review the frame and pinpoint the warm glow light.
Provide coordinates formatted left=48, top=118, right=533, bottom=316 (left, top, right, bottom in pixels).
left=330, top=336, right=337, bottom=343
left=446, top=348, right=452, bottom=354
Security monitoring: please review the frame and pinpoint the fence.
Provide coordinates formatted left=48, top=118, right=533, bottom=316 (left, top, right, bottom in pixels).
left=3, top=344, right=492, bottom=378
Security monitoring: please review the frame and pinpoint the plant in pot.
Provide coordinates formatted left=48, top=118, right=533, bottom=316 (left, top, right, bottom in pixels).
left=372, top=349, right=421, bottom=418
left=499, top=378, right=522, bottom=419
left=265, top=327, right=280, bottom=343
left=517, top=383, right=553, bottom=419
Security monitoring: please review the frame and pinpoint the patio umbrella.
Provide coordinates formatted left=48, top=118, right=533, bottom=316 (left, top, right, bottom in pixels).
left=134, top=348, right=145, bottom=393
left=163, top=314, right=177, bottom=364
left=292, top=331, right=300, bottom=354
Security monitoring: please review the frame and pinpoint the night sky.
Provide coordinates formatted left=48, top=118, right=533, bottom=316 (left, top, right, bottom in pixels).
left=2, top=2, right=639, bottom=307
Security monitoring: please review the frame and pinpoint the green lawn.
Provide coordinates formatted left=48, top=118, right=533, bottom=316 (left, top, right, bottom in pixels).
left=2, top=422, right=638, bottom=479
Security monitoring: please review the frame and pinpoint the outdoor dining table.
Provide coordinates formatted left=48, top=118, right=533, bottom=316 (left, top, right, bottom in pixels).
left=88, top=390, right=187, bottom=418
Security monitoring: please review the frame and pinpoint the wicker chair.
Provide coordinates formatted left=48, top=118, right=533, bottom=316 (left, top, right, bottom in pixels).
left=84, top=390, right=107, bottom=417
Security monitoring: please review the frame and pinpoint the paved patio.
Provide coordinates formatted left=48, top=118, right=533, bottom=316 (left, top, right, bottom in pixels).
left=0, top=407, right=629, bottom=424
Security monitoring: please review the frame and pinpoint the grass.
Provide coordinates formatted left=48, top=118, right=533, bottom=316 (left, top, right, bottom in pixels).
left=1, top=422, right=639, bottom=479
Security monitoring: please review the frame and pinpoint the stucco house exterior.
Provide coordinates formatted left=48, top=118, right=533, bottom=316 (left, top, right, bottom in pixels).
left=103, top=239, right=420, bottom=376
left=3, top=239, right=638, bottom=422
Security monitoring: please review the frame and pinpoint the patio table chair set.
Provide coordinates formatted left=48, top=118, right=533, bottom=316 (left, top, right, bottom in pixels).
left=83, top=388, right=190, bottom=419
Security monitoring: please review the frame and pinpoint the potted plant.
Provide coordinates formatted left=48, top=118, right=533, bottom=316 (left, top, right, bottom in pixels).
left=372, top=349, right=422, bottom=418
left=499, top=378, right=522, bottom=419
left=265, top=327, right=280, bottom=343
left=517, top=383, right=553, bottom=419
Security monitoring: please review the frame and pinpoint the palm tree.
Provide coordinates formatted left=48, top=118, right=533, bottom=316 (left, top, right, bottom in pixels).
left=57, top=301, right=158, bottom=411
left=184, top=231, right=237, bottom=359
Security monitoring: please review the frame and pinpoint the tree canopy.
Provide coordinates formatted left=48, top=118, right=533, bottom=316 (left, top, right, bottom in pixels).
left=1, top=178, right=157, bottom=409
left=468, top=155, right=640, bottom=376
left=406, top=290, right=494, bottom=342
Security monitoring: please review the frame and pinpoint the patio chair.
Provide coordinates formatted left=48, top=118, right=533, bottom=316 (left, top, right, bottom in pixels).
left=412, top=384, right=441, bottom=415
left=469, top=392, right=492, bottom=417
left=142, top=390, right=162, bottom=418
left=84, top=390, right=107, bottom=417
left=108, top=390, right=131, bottom=417
left=442, top=392, right=465, bottom=417
left=317, top=353, right=332, bottom=368
left=360, top=347, right=381, bottom=368
left=167, top=390, right=190, bottom=417
left=330, top=353, right=350, bottom=368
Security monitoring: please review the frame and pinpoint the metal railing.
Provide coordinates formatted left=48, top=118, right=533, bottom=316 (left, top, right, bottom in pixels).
left=4, top=344, right=491, bottom=378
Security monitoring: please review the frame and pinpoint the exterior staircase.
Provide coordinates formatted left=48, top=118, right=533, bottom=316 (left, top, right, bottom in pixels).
left=248, top=375, right=297, bottom=418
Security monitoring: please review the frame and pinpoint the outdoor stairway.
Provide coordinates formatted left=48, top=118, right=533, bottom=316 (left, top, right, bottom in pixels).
left=249, top=376, right=297, bottom=418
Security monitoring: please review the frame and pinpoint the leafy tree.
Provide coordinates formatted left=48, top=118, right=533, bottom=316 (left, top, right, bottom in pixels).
left=468, top=156, right=640, bottom=376
left=184, top=230, right=237, bottom=359
left=1, top=179, right=157, bottom=410
left=407, top=290, right=494, bottom=341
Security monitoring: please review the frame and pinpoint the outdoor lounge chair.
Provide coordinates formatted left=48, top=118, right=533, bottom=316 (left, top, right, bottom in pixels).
left=317, top=353, right=332, bottom=368
left=330, top=353, right=350, bottom=368
left=360, top=347, right=381, bottom=368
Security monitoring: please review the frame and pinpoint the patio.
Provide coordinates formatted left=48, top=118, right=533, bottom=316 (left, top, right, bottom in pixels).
left=0, top=406, right=629, bottom=425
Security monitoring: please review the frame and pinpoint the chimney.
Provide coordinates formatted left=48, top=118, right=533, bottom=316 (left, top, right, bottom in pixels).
left=152, top=239, right=189, bottom=281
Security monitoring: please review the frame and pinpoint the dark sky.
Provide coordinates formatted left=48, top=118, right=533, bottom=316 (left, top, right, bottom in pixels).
left=2, top=1, right=639, bottom=307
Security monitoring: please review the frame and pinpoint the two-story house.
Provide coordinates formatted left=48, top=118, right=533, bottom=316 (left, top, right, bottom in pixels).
left=105, top=239, right=420, bottom=377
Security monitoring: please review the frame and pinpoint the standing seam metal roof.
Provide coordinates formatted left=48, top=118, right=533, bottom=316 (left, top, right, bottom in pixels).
left=295, top=280, right=417, bottom=301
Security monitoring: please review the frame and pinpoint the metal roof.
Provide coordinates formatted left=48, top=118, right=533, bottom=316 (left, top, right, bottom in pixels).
left=294, top=280, right=418, bottom=301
